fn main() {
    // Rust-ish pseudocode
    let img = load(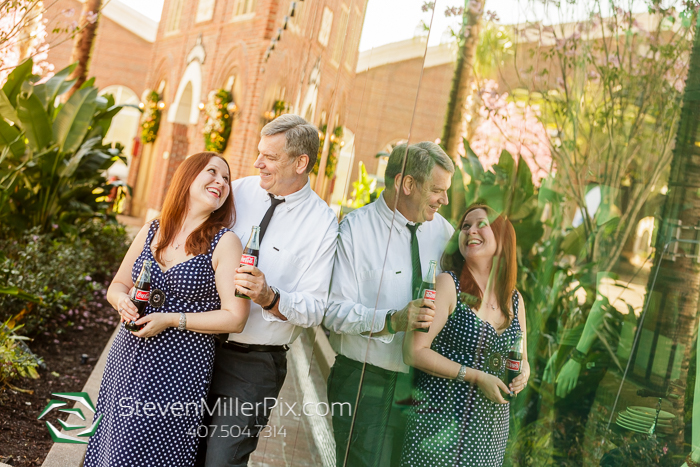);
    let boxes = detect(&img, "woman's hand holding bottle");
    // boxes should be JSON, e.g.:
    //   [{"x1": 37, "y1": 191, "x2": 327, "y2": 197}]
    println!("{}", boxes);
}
[{"x1": 473, "y1": 370, "x2": 510, "y2": 404}]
